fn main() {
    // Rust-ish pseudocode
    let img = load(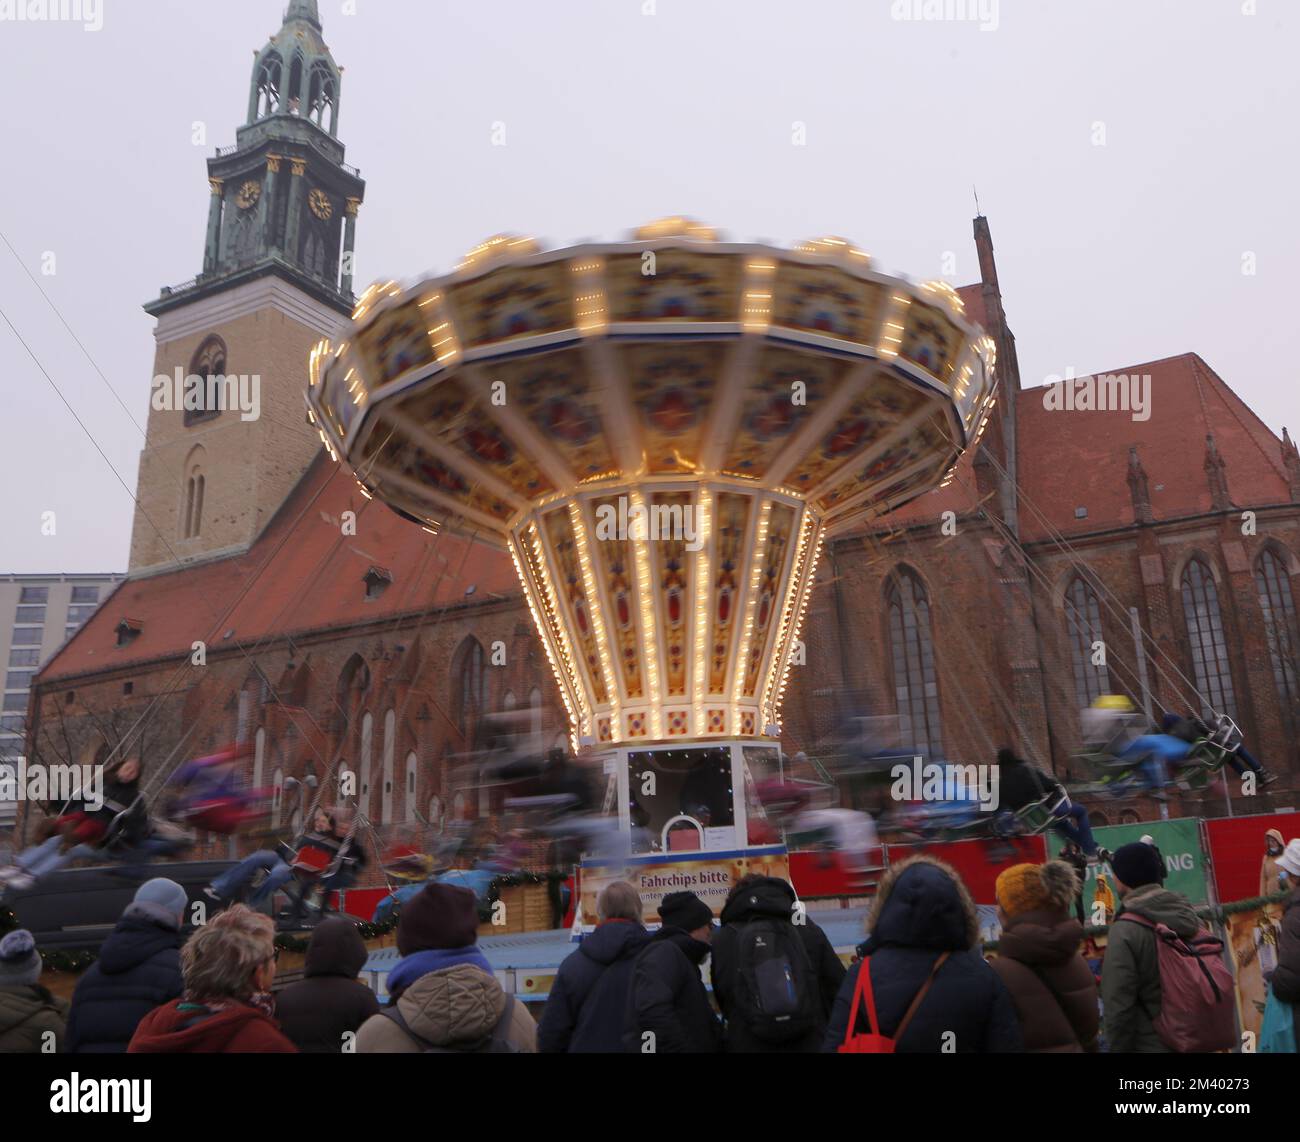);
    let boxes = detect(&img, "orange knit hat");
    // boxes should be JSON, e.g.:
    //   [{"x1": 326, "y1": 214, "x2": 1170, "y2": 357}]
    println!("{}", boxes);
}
[{"x1": 995, "y1": 861, "x2": 1079, "y2": 918}]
